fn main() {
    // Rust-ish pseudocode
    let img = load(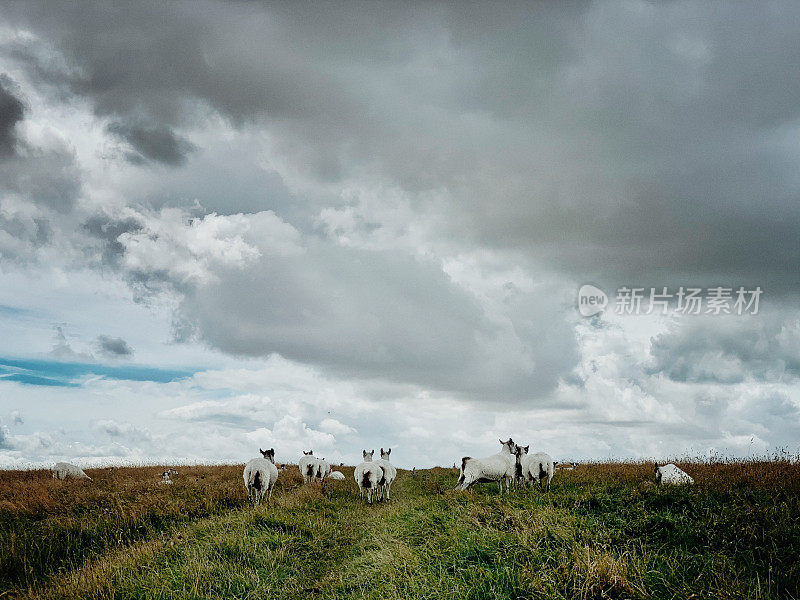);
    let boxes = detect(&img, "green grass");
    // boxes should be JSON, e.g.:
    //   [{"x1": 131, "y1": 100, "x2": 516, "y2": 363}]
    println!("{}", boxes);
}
[{"x1": 2, "y1": 462, "x2": 799, "y2": 599}]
